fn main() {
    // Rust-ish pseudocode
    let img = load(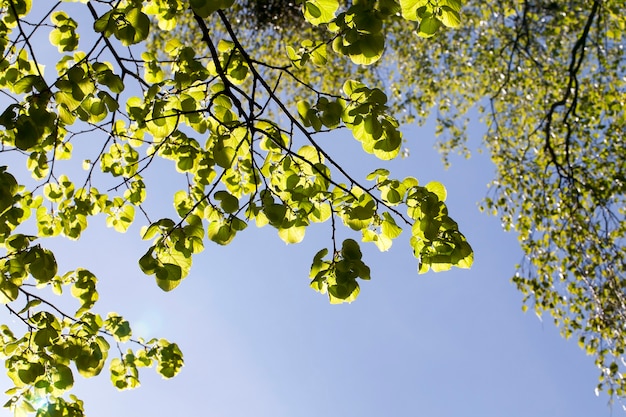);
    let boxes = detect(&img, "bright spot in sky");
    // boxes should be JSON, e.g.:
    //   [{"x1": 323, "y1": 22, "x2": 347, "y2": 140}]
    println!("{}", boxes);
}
[
  {"x1": 31, "y1": 393, "x2": 49, "y2": 410},
  {"x1": 132, "y1": 310, "x2": 164, "y2": 339}
]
